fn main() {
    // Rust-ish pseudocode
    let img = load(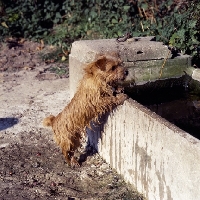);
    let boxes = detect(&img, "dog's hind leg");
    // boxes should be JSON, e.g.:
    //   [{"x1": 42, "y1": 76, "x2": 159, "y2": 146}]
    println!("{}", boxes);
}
[
  {"x1": 69, "y1": 152, "x2": 80, "y2": 168},
  {"x1": 60, "y1": 142, "x2": 71, "y2": 166},
  {"x1": 61, "y1": 144, "x2": 80, "y2": 167}
]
